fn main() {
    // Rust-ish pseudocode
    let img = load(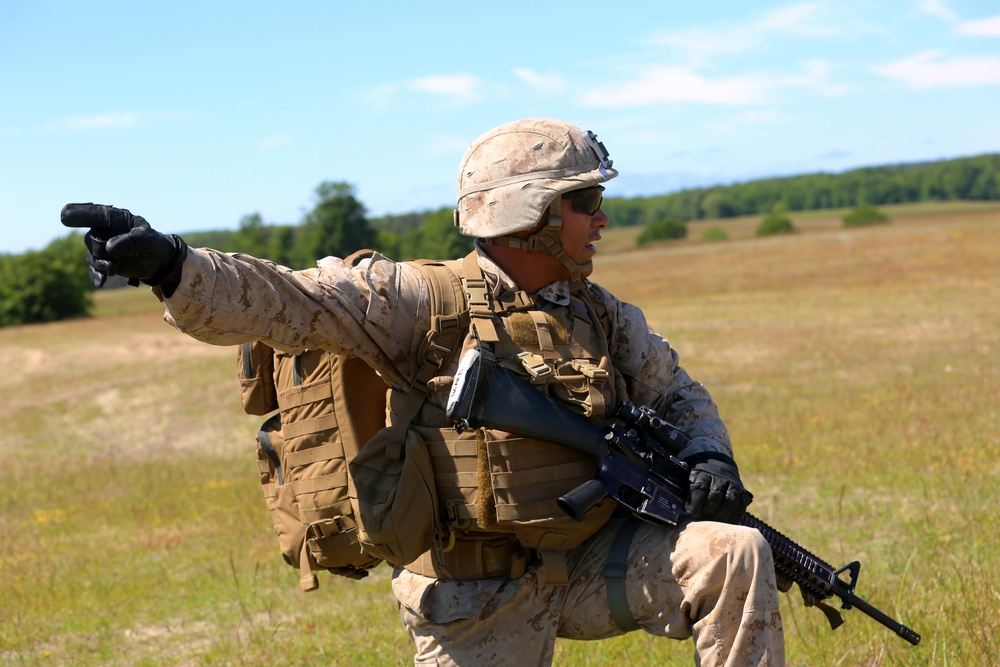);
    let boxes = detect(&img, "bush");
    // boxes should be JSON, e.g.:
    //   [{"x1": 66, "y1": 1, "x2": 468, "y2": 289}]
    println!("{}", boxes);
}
[
  {"x1": 756, "y1": 211, "x2": 796, "y2": 237},
  {"x1": 637, "y1": 218, "x2": 687, "y2": 246},
  {"x1": 700, "y1": 227, "x2": 729, "y2": 242},
  {"x1": 0, "y1": 233, "x2": 94, "y2": 327},
  {"x1": 842, "y1": 204, "x2": 889, "y2": 227}
]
